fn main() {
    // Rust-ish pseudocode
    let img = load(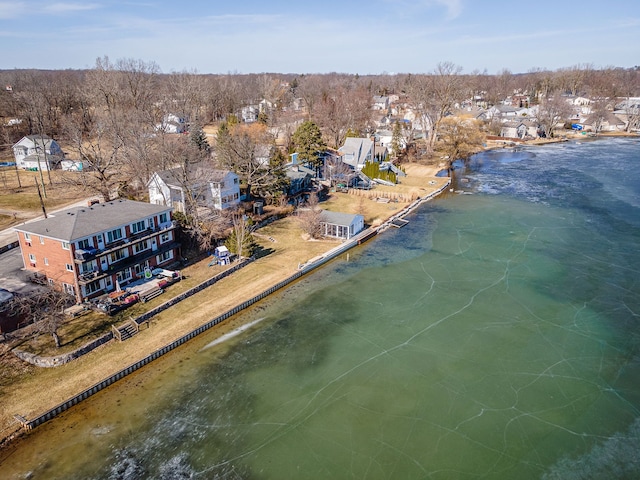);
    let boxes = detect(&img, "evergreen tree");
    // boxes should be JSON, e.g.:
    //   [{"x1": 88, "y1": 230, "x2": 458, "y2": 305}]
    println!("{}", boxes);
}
[
  {"x1": 390, "y1": 121, "x2": 404, "y2": 159},
  {"x1": 292, "y1": 121, "x2": 326, "y2": 175},
  {"x1": 189, "y1": 123, "x2": 210, "y2": 152}
]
